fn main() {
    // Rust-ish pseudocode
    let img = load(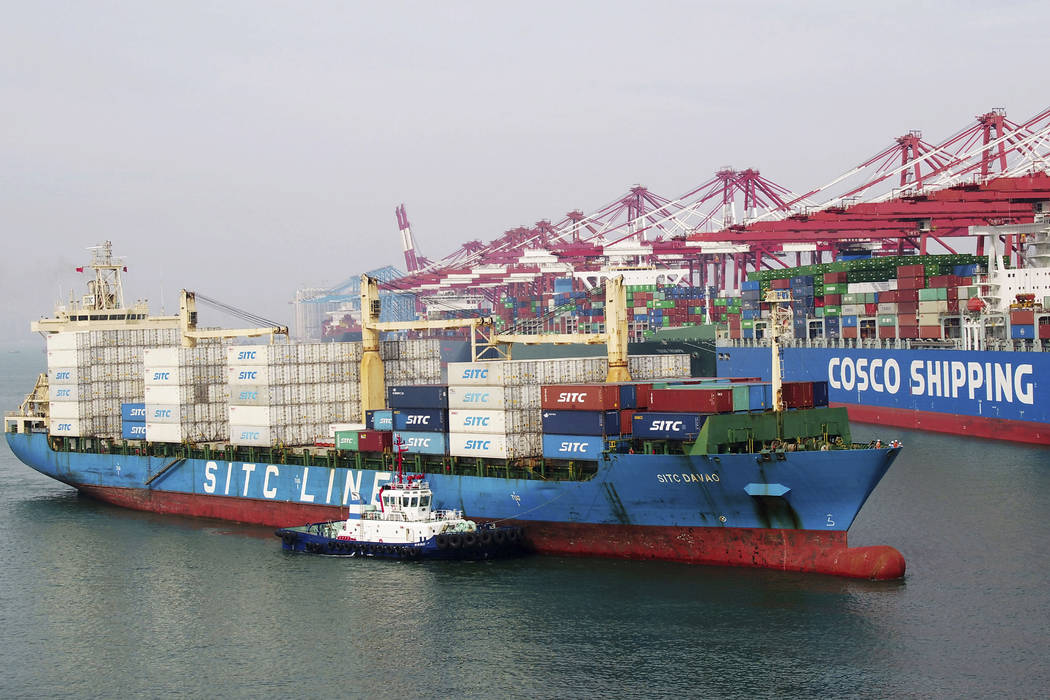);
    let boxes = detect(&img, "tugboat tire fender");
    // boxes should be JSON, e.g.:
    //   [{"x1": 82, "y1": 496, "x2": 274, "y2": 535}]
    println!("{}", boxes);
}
[{"x1": 435, "y1": 534, "x2": 449, "y2": 549}]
